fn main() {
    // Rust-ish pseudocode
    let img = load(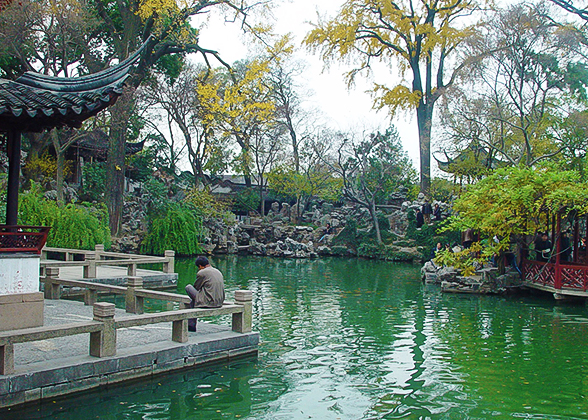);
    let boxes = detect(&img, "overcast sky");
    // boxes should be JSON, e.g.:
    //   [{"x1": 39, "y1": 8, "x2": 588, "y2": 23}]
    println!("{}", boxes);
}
[{"x1": 194, "y1": 0, "x2": 422, "y2": 170}]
